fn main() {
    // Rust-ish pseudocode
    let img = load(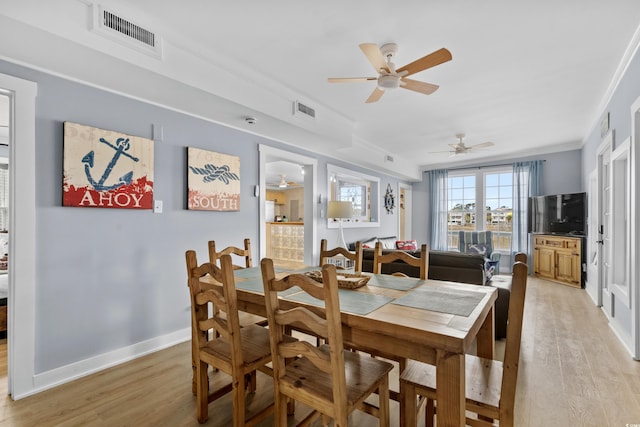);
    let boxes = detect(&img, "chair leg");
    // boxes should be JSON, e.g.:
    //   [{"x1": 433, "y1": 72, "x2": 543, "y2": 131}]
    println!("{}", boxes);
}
[
  {"x1": 196, "y1": 360, "x2": 209, "y2": 423},
  {"x1": 425, "y1": 398, "x2": 435, "y2": 427},
  {"x1": 232, "y1": 374, "x2": 246, "y2": 427},
  {"x1": 273, "y1": 391, "x2": 288, "y2": 427},
  {"x1": 402, "y1": 381, "x2": 418, "y2": 427},
  {"x1": 378, "y1": 377, "x2": 390, "y2": 427},
  {"x1": 397, "y1": 358, "x2": 406, "y2": 426}
]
